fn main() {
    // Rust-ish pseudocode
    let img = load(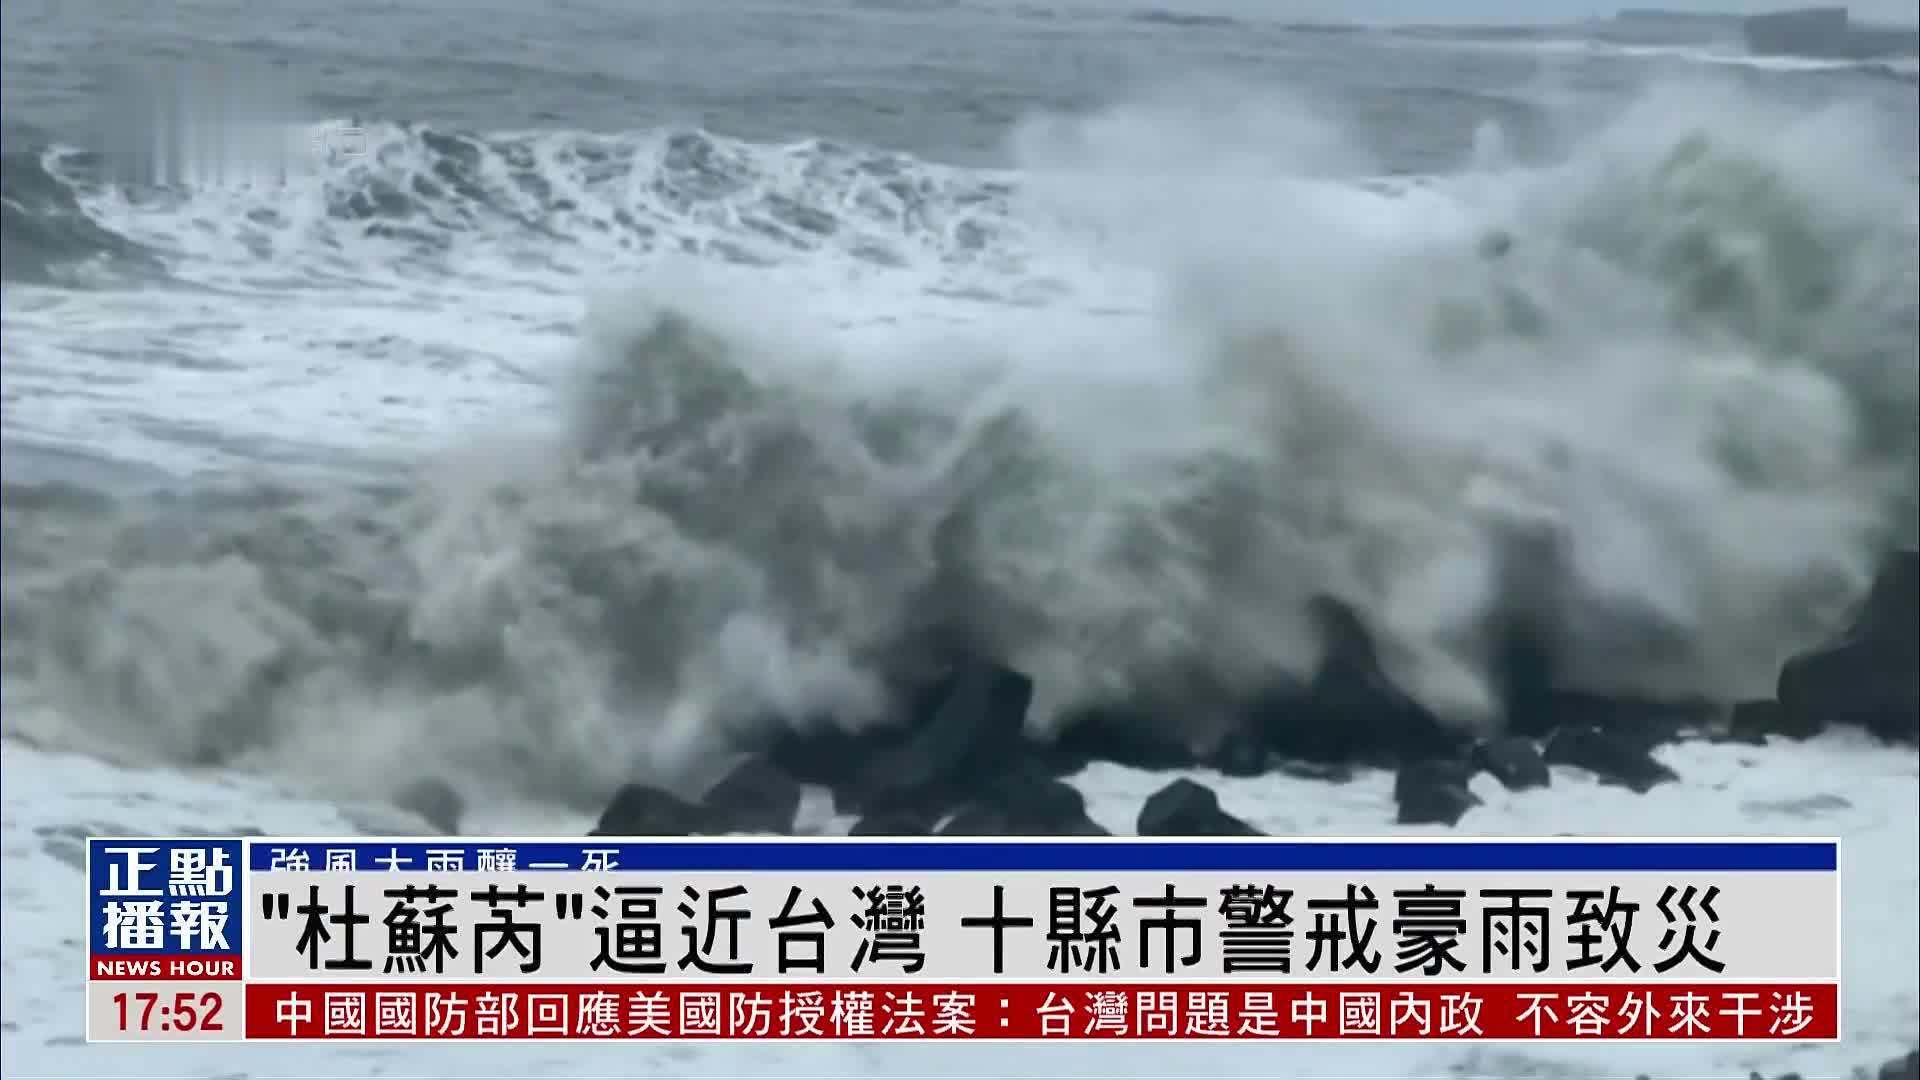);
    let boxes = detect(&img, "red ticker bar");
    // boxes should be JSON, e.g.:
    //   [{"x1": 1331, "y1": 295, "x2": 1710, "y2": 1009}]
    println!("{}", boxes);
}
[{"x1": 245, "y1": 981, "x2": 1837, "y2": 1041}]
